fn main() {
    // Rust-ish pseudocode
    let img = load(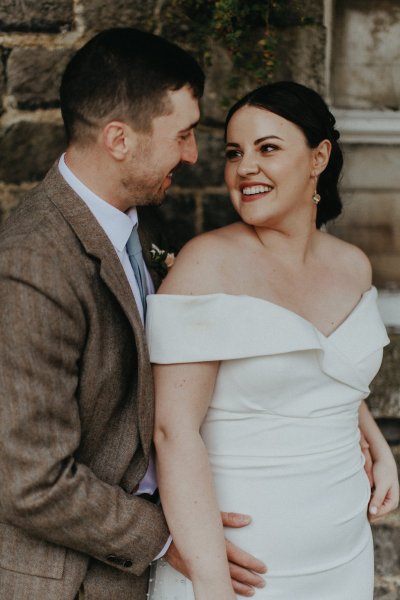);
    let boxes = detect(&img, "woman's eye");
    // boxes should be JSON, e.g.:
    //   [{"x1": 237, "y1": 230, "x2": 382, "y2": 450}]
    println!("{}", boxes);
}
[
  {"x1": 225, "y1": 149, "x2": 242, "y2": 160},
  {"x1": 260, "y1": 144, "x2": 277, "y2": 153}
]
